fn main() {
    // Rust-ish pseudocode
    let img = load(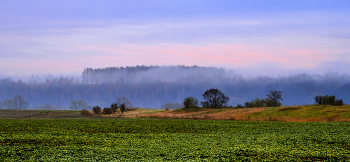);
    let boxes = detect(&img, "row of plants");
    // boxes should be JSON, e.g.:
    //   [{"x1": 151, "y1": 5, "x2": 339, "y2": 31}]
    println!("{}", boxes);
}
[{"x1": 0, "y1": 119, "x2": 349, "y2": 161}]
